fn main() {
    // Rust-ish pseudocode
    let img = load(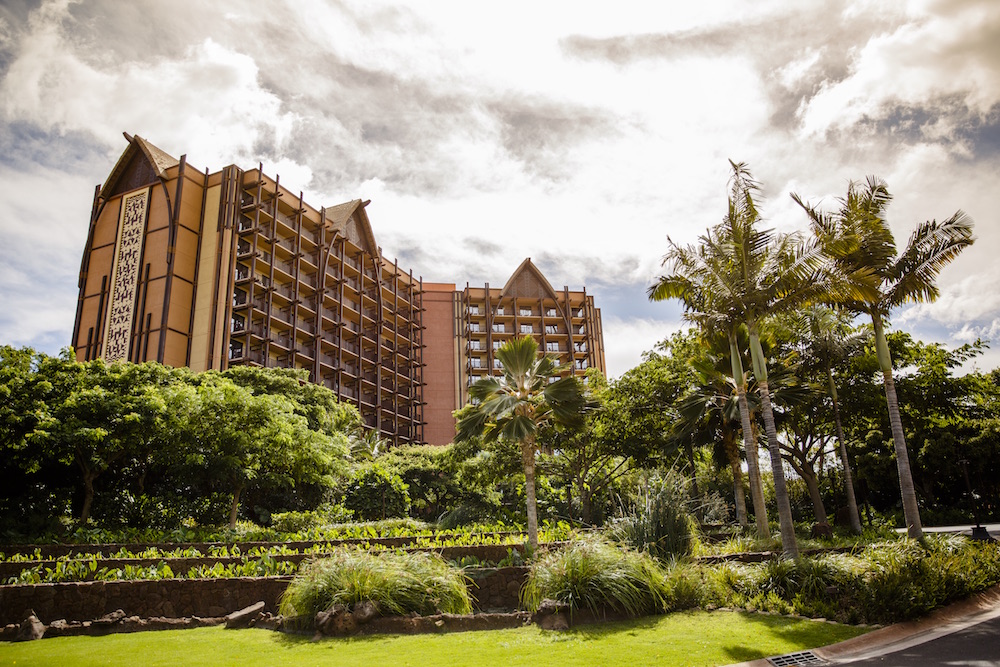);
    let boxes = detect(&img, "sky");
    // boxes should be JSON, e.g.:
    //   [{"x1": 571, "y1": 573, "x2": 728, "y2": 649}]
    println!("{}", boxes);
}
[{"x1": 1, "y1": 0, "x2": 999, "y2": 378}]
